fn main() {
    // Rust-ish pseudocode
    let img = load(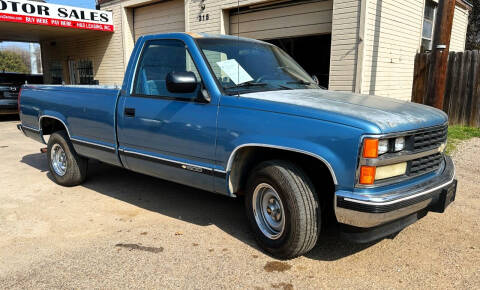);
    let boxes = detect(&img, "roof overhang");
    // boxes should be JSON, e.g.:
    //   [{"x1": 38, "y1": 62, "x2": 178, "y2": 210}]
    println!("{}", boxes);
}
[
  {"x1": 456, "y1": 0, "x2": 473, "y2": 10},
  {"x1": 0, "y1": 21, "x2": 108, "y2": 42},
  {"x1": 0, "y1": 0, "x2": 114, "y2": 42}
]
